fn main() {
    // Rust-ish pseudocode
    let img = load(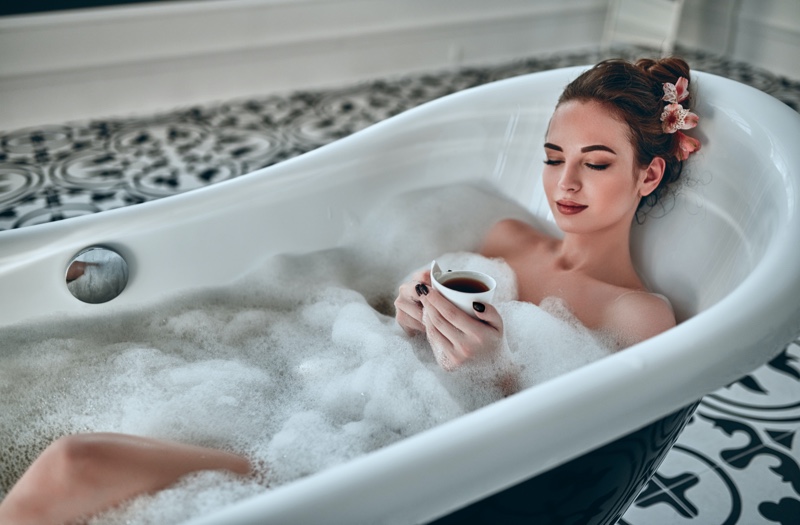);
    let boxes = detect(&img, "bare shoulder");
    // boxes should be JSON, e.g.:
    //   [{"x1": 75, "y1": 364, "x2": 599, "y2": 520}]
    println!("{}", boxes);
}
[
  {"x1": 606, "y1": 291, "x2": 676, "y2": 347},
  {"x1": 480, "y1": 218, "x2": 548, "y2": 258}
]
